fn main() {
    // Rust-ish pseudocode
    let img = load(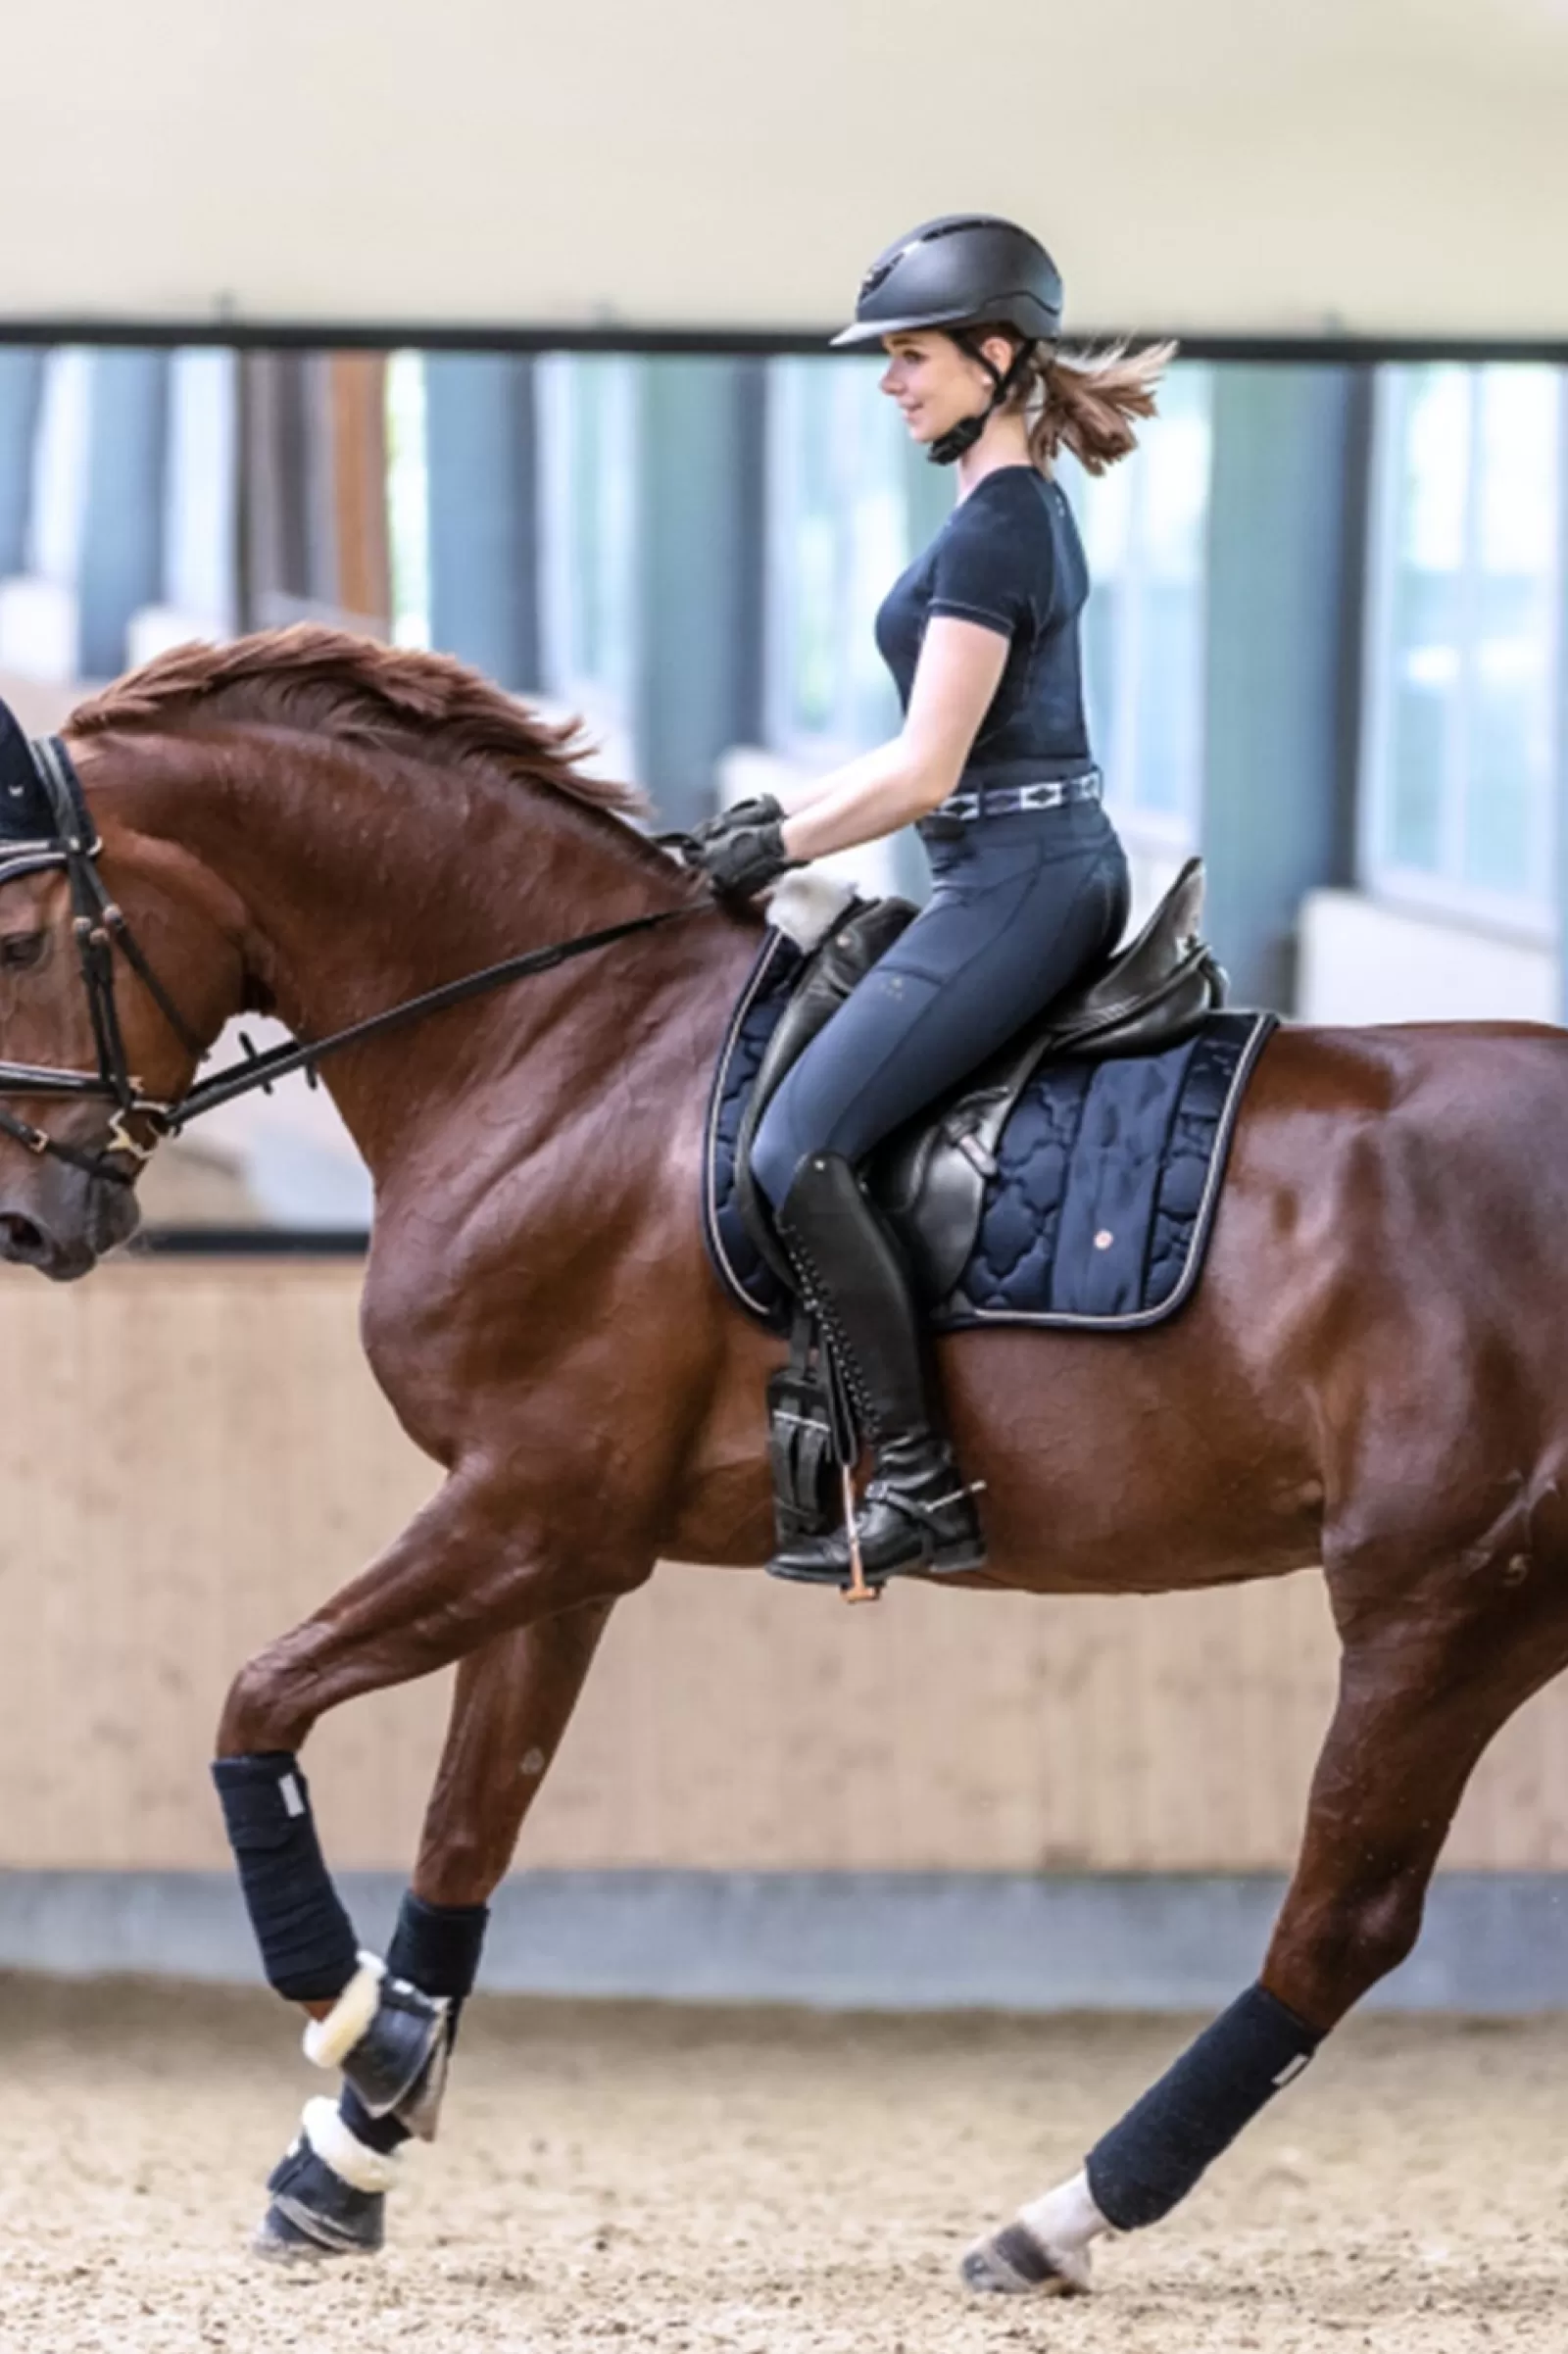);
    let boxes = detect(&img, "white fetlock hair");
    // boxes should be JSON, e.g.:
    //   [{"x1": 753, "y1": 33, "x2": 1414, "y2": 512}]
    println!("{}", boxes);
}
[
  {"x1": 300, "y1": 2096, "x2": 402, "y2": 2196},
  {"x1": 302, "y1": 1952, "x2": 384, "y2": 2071}
]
